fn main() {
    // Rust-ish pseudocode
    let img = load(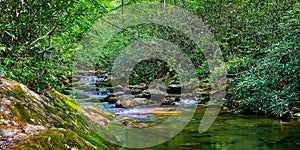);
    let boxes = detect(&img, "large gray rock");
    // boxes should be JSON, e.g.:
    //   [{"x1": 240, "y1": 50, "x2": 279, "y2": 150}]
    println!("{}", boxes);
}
[
  {"x1": 115, "y1": 97, "x2": 148, "y2": 108},
  {"x1": 148, "y1": 89, "x2": 168, "y2": 102}
]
